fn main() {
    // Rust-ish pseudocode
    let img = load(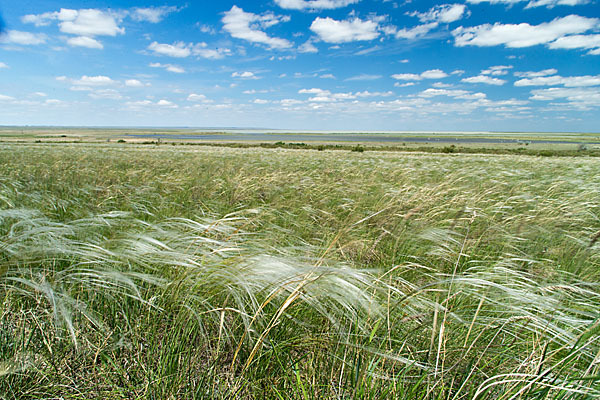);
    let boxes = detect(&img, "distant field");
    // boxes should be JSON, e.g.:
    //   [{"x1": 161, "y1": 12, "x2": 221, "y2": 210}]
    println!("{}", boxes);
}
[
  {"x1": 1, "y1": 143, "x2": 599, "y2": 398},
  {"x1": 1, "y1": 126, "x2": 600, "y2": 148}
]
